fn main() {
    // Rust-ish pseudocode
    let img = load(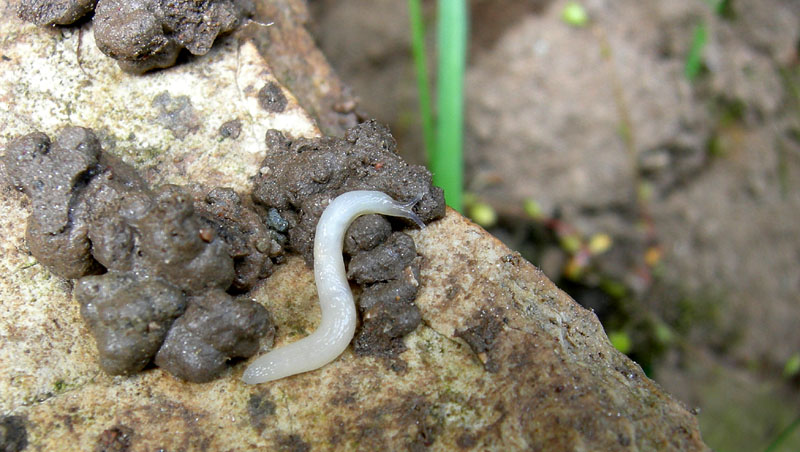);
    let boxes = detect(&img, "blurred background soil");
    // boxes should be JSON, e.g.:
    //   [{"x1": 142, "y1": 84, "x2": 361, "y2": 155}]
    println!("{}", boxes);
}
[{"x1": 307, "y1": 0, "x2": 800, "y2": 450}]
